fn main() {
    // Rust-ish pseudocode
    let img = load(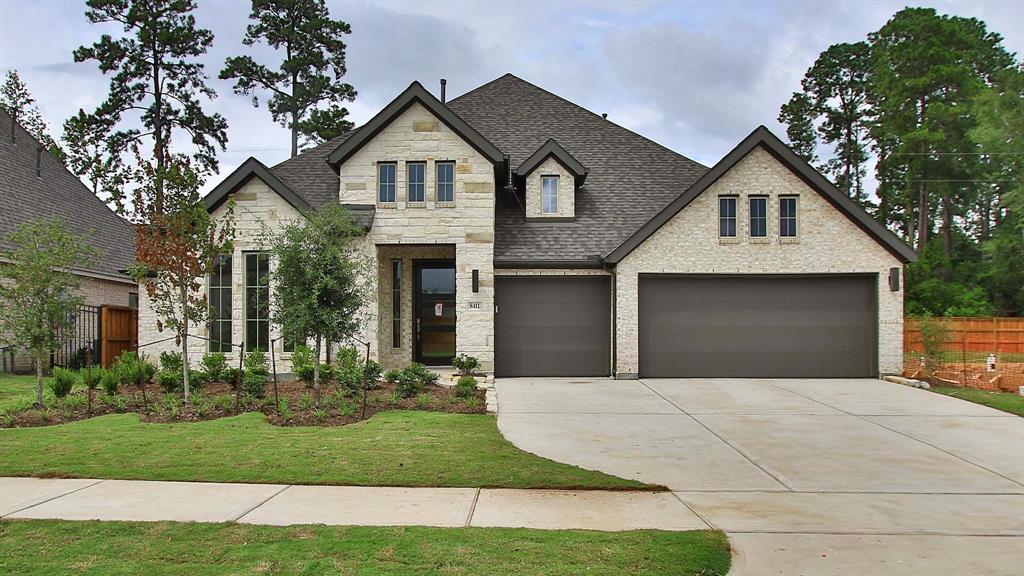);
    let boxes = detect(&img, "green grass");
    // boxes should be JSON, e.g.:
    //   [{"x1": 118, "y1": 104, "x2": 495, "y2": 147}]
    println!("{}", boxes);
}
[
  {"x1": 0, "y1": 373, "x2": 43, "y2": 409},
  {"x1": 0, "y1": 520, "x2": 730, "y2": 576},
  {"x1": 932, "y1": 386, "x2": 1024, "y2": 417},
  {"x1": 0, "y1": 411, "x2": 650, "y2": 489}
]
